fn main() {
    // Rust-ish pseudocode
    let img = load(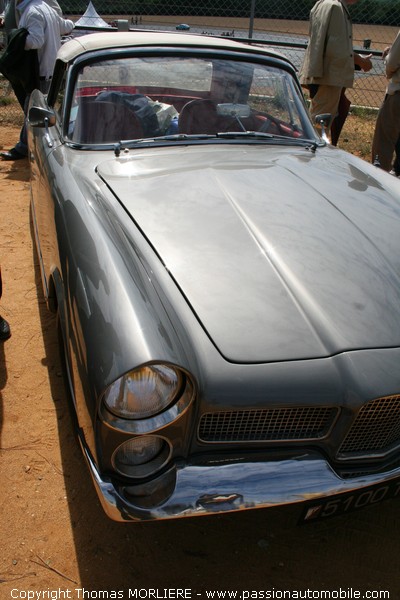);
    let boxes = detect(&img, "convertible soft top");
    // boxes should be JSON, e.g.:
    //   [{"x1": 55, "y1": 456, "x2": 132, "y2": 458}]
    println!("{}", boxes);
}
[{"x1": 57, "y1": 30, "x2": 287, "y2": 63}]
